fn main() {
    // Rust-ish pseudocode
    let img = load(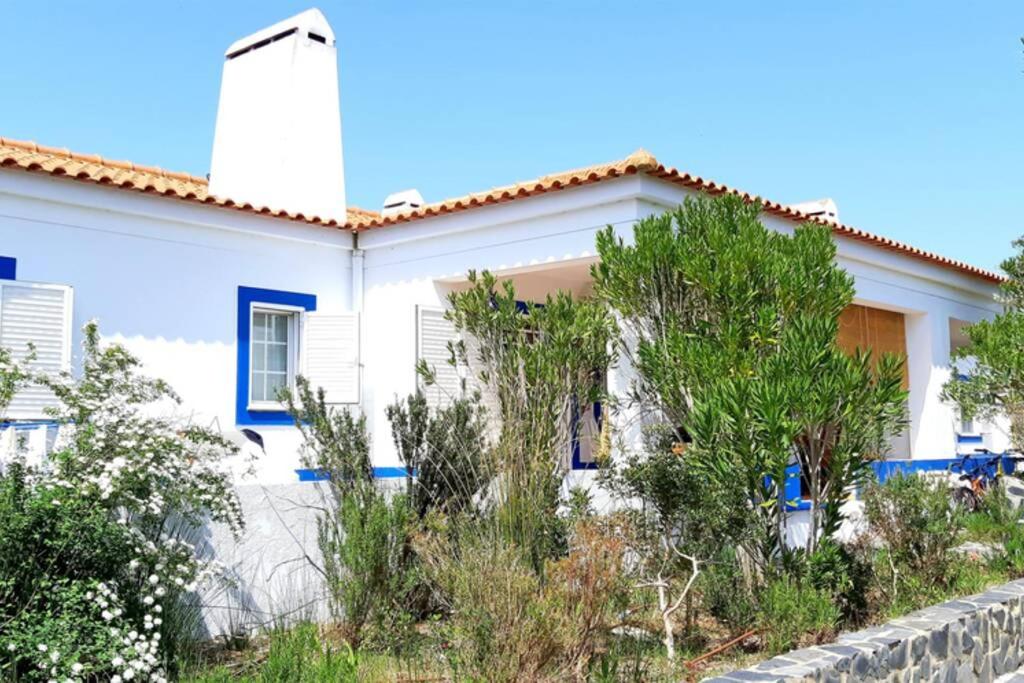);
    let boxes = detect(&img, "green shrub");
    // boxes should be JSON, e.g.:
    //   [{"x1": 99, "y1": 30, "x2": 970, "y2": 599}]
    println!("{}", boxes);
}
[
  {"x1": 862, "y1": 473, "x2": 963, "y2": 586},
  {"x1": 285, "y1": 380, "x2": 419, "y2": 650},
  {"x1": 0, "y1": 324, "x2": 244, "y2": 682},
  {"x1": 320, "y1": 489, "x2": 416, "y2": 649},
  {"x1": 757, "y1": 576, "x2": 840, "y2": 654},
  {"x1": 700, "y1": 548, "x2": 757, "y2": 634},
  {"x1": 385, "y1": 390, "x2": 489, "y2": 519}
]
